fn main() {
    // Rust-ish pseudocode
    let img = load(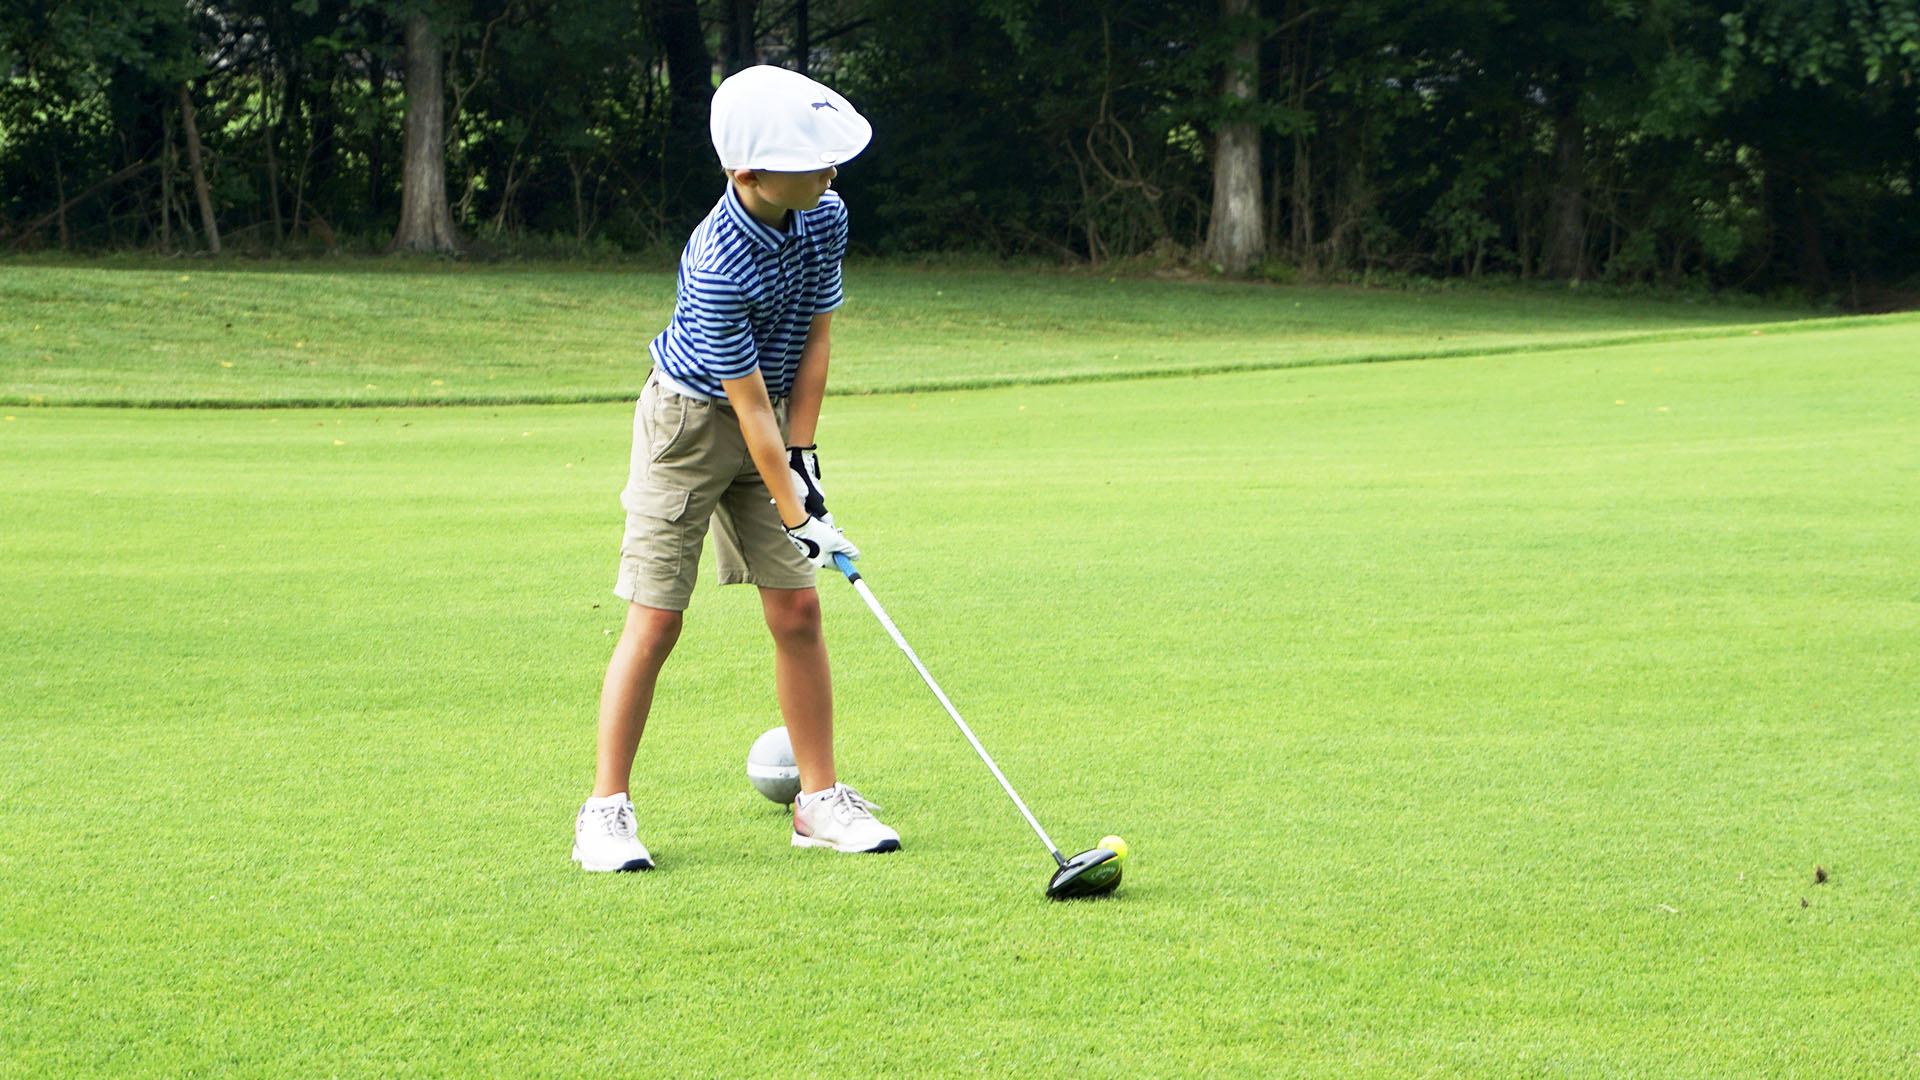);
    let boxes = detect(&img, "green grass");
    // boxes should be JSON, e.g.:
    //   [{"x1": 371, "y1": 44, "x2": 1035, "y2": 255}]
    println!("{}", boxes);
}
[
  {"x1": 3, "y1": 270, "x2": 1919, "y2": 1077},
  {"x1": 0, "y1": 260, "x2": 1873, "y2": 406}
]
